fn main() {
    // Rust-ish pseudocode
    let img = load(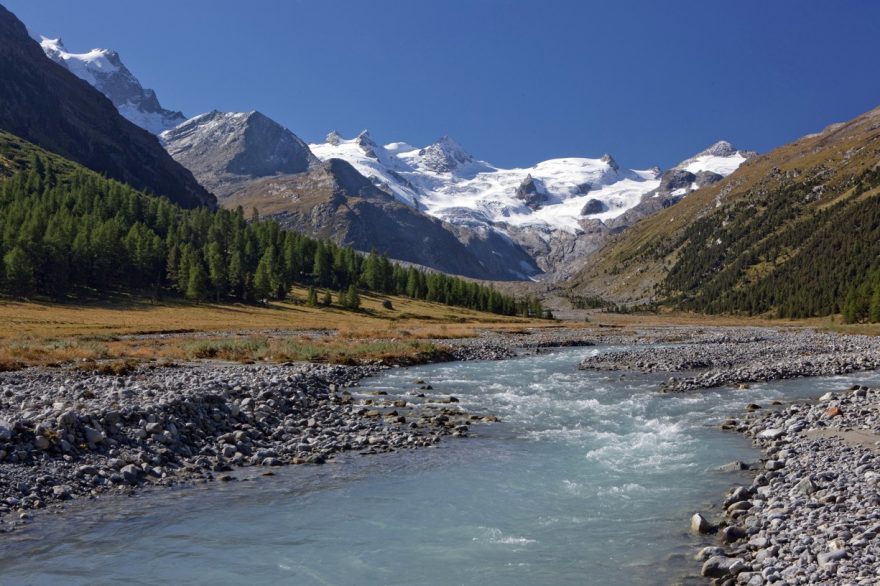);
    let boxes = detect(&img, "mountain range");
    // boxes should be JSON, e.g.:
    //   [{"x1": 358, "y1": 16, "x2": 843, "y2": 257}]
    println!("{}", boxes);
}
[
  {"x1": 28, "y1": 28, "x2": 757, "y2": 281},
  {"x1": 308, "y1": 131, "x2": 755, "y2": 276},
  {"x1": 4, "y1": 2, "x2": 879, "y2": 321}
]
